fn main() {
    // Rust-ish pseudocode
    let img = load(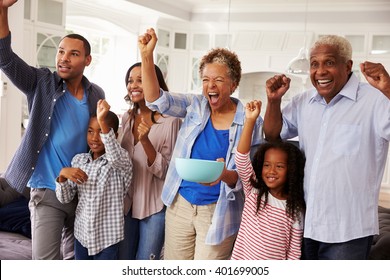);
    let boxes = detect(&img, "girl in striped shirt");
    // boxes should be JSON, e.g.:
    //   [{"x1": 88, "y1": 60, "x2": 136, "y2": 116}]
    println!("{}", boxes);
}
[{"x1": 231, "y1": 100, "x2": 306, "y2": 260}]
